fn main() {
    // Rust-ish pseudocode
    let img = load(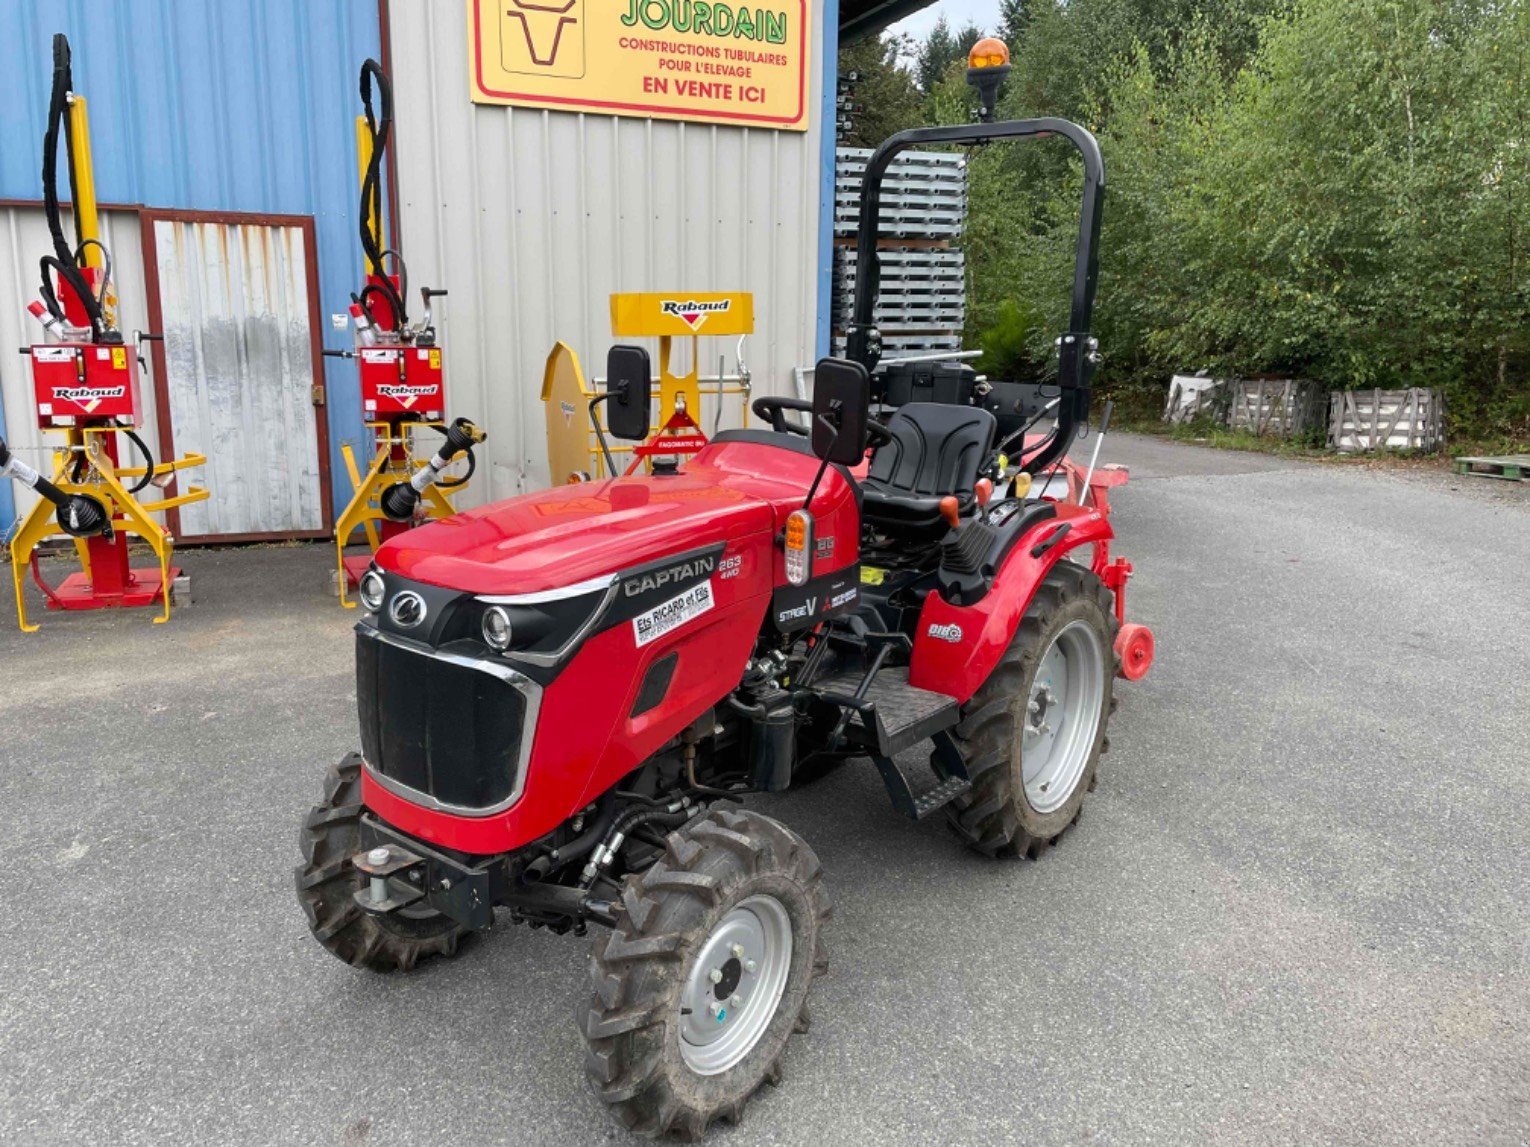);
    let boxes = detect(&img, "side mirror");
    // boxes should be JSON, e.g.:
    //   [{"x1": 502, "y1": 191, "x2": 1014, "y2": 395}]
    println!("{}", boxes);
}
[
  {"x1": 811, "y1": 357, "x2": 870, "y2": 466},
  {"x1": 605, "y1": 345, "x2": 652, "y2": 441}
]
